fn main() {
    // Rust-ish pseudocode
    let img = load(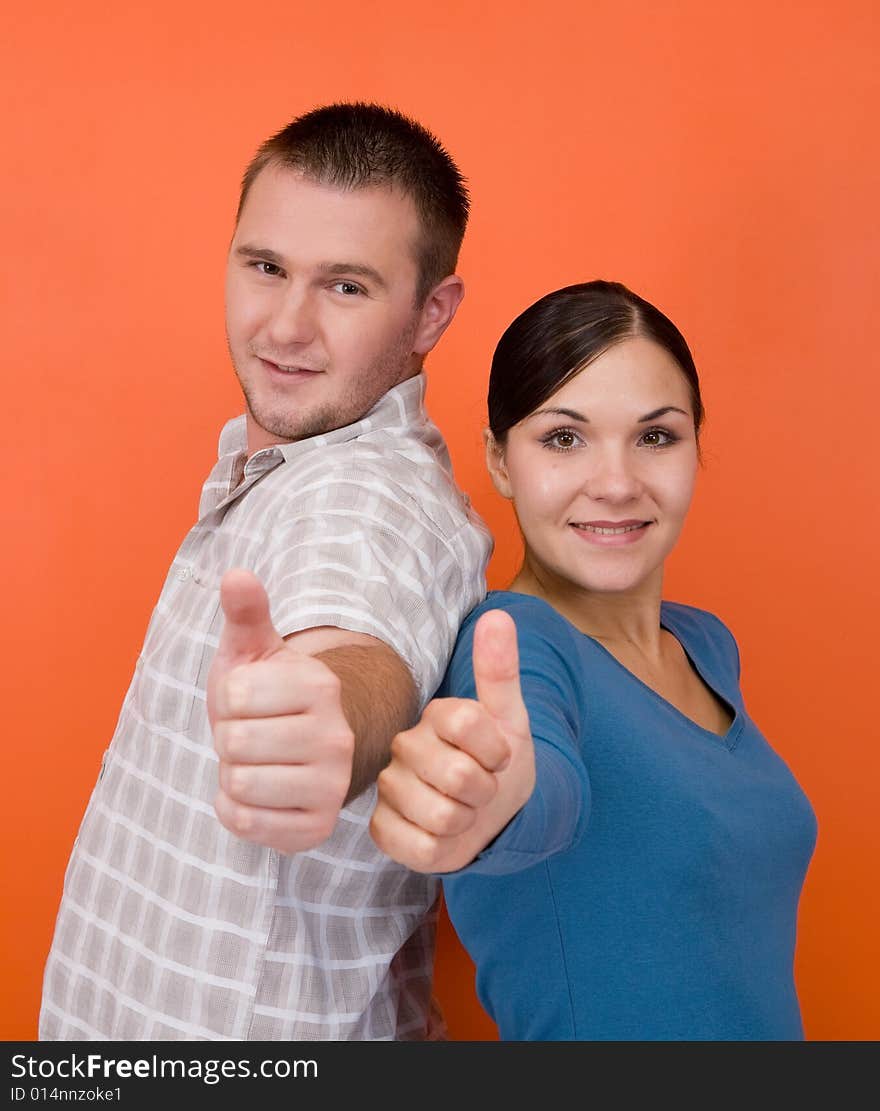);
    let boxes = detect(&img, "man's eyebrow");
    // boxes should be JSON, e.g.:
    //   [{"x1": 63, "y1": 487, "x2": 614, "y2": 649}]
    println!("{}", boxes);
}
[
  {"x1": 233, "y1": 248, "x2": 389, "y2": 291},
  {"x1": 316, "y1": 262, "x2": 388, "y2": 291},
  {"x1": 234, "y1": 245, "x2": 285, "y2": 266}
]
